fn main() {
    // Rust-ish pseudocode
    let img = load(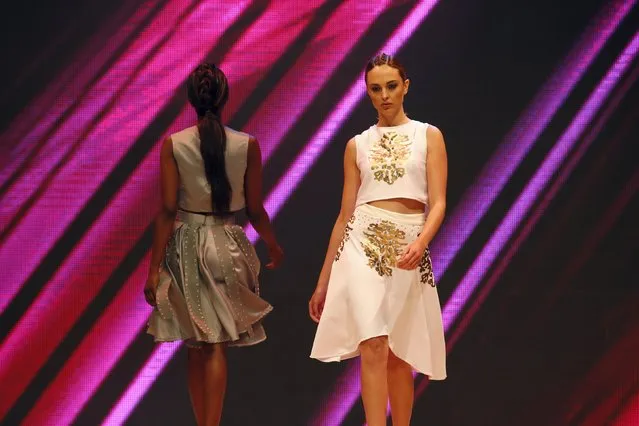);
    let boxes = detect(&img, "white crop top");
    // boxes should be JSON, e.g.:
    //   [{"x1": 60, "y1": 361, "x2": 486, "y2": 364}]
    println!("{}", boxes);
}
[
  {"x1": 171, "y1": 125, "x2": 248, "y2": 213},
  {"x1": 355, "y1": 119, "x2": 429, "y2": 207}
]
